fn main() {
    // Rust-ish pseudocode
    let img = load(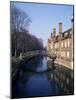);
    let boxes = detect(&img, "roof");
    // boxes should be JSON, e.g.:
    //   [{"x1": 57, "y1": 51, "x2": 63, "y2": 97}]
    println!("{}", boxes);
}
[
  {"x1": 53, "y1": 28, "x2": 72, "y2": 42},
  {"x1": 54, "y1": 35, "x2": 59, "y2": 42},
  {"x1": 63, "y1": 28, "x2": 72, "y2": 34},
  {"x1": 61, "y1": 28, "x2": 72, "y2": 40},
  {"x1": 48, "y1": 39, "x2": 51, "y2": 43}
]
